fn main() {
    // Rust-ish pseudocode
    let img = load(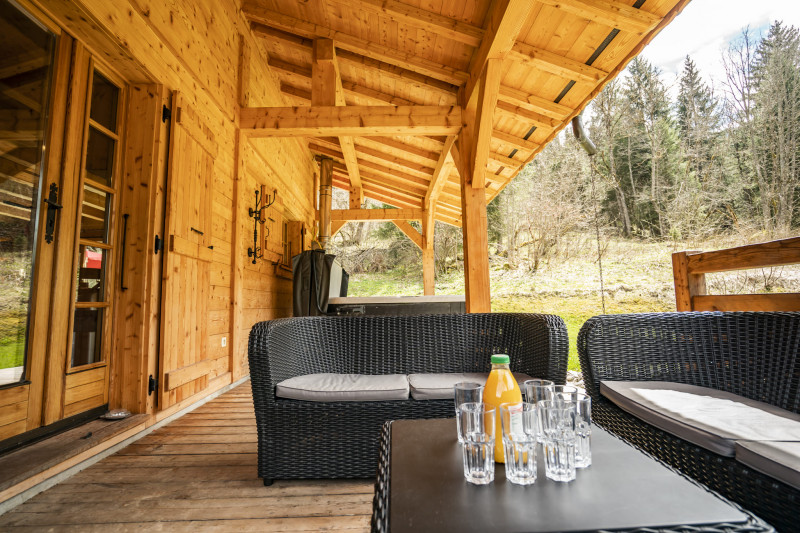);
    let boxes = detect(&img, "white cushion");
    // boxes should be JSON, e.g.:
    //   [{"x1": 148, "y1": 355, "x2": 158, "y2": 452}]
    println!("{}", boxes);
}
[
  {"x1": 735, "y1": 441, "x2": 800, "y2": 490},
  {"x1": 601, "y1": 381, "x2": 800, "y2": 456},
  {"x1": 408, "y1": 372, "x2": 534, "y2": 400},
  {"x1": 276, "y1": 373, "x2": 409, "y2": 402}
]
